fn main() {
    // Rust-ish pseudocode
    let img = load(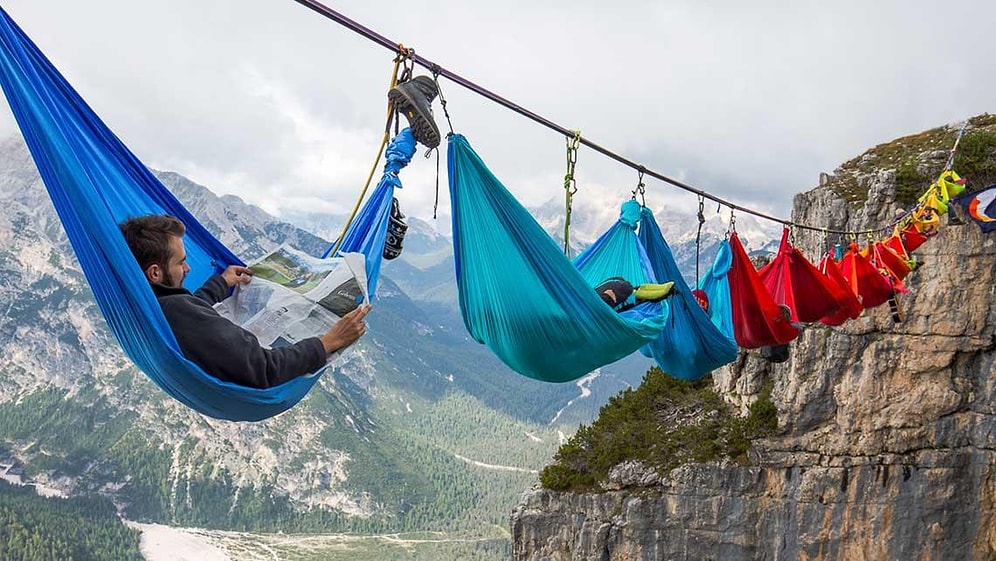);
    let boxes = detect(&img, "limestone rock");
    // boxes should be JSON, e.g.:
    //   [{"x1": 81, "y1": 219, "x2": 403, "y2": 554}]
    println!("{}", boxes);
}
[
  {"x1": 602, "y1": 461, "x2": 660, "y2": 491},
  {"x1": 511, "y1": 121, "x2": 996, "y2": 561}
]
